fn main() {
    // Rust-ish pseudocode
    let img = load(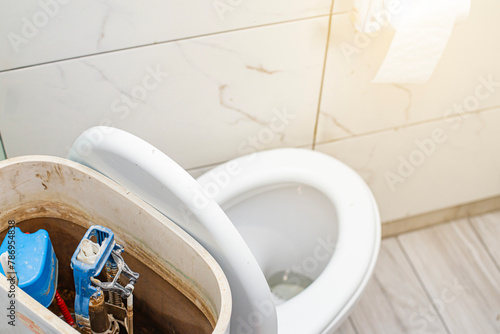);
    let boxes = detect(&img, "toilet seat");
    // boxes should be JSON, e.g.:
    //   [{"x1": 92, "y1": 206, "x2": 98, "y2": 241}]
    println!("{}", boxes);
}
[
  {"x1": 68, "y1": 126, "x2": 278, "y2": 334},
  {"x1": 197, "y1": 149, "x2": 381, "y2": 333}
]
